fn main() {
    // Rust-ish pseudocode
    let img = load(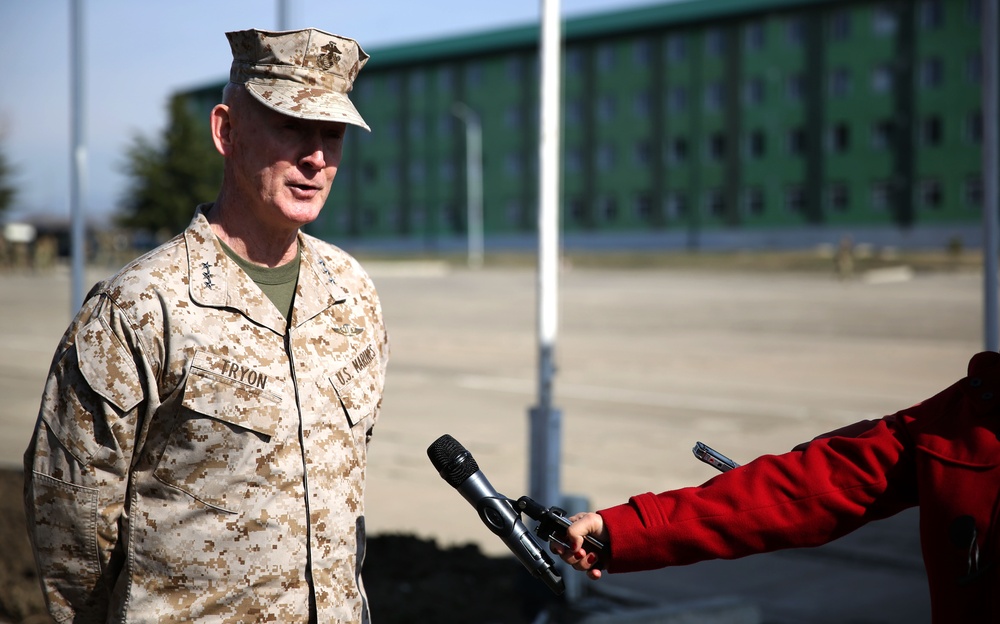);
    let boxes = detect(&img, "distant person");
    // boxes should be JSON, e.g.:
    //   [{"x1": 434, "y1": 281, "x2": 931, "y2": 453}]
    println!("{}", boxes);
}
[
  {"x1": 834, "y1": 235, "x2": 854, "y2": 280},
  {"x1": 24, "y1": 28, "x2": 389, "y2": 622},
  {"x1": 551, "y1": 352, "x2": 999, "y2": 622}
]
